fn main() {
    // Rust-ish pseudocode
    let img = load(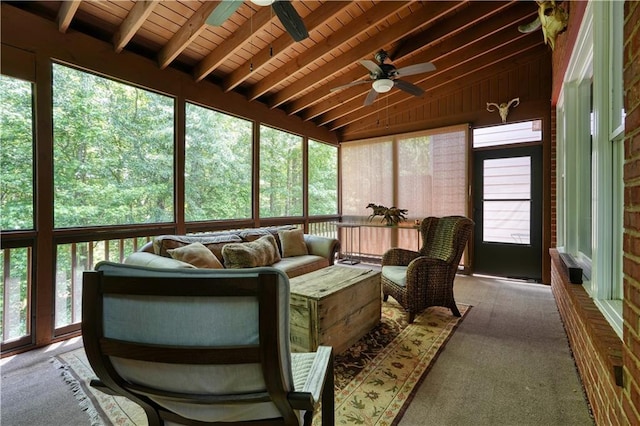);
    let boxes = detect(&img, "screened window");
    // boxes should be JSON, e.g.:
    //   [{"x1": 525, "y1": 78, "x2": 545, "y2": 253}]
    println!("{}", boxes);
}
[
  {"x1": 397, "y1": 129, "x2": 467, "y2": 218},
  {"x1": 308, "y1": 140, "x2": 338, "y2": 216},
  {"x1": 259, "y1": 126, "x2": 303, "y2": 218},
  {"x1": 342, "y1": 140, "x2": 393, "y2": 217},
  {"x1": 1, "y1": 75, "x2": 34, "y2": 231},
  {"x1": 52, "y1": 64, "x2": 174, "y2": 228},
  {"x1": 341, "y1": 125, "x2": 468, "y2": 257},
  {"x1": 185, "y1": 104, "x2": 252, "y2": 221},
  {"x1": 1, "y1": 75, "x2": 35, "y2": 344}
]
